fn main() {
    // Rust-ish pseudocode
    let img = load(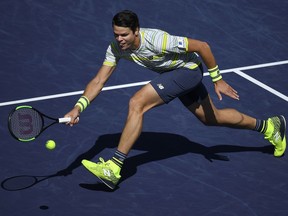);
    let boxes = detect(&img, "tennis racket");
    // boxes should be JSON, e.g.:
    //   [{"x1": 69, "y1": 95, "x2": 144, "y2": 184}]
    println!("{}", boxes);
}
[{"x1": 8, "y1": 105, "x2": 71, "y2": 142}]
